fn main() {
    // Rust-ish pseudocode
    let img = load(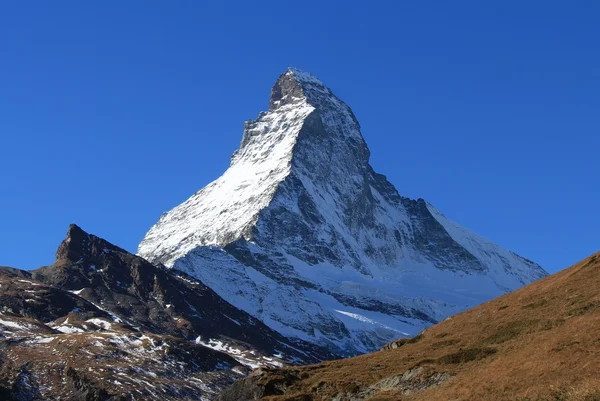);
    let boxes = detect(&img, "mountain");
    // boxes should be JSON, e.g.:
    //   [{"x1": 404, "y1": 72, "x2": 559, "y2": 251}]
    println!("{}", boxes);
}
[
  {"x1": 138, "y1": 68, "x2": 547, "y2": 354},
  {"x1": 216, "y1": 251, "x2": 600, "y2": 401},
  {"x1": 0, "y1": 225, "x2": 331, "y2": 400}
]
